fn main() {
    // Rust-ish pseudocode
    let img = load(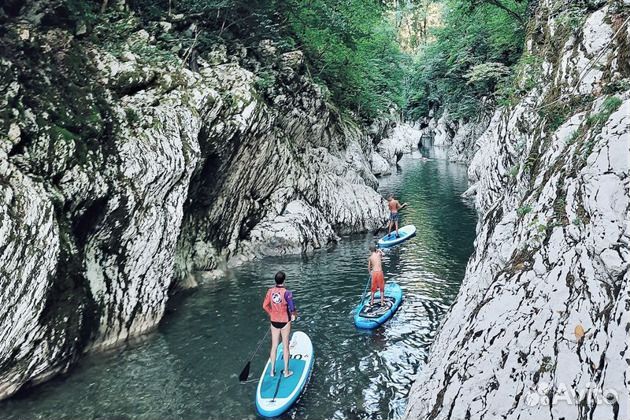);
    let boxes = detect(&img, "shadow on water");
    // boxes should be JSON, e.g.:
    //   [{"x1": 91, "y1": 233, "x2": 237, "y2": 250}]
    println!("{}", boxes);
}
[{"x1": 0, "y1": 152, "x2": 477, "y2": 420}]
